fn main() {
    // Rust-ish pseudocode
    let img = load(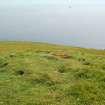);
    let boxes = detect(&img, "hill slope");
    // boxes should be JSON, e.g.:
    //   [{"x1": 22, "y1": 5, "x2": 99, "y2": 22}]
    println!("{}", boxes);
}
[{"x1": 0, "y1": 41, "x2": 105, "y2": 105}]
